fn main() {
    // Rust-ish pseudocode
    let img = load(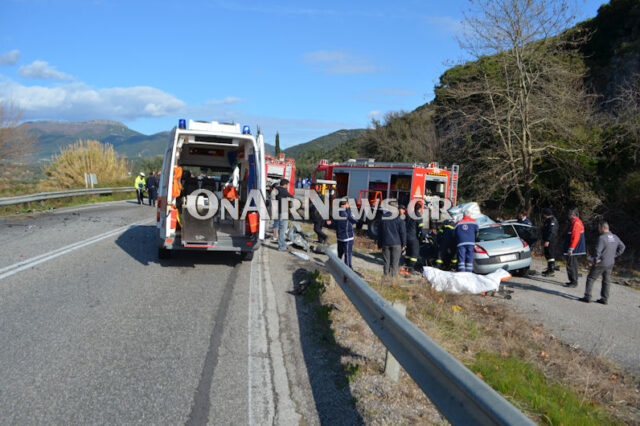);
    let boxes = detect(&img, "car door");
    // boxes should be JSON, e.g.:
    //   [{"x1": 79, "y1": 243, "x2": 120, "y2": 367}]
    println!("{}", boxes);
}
[{"x1": 512, "y1": 223, "x2": 540, "y2": 247}]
